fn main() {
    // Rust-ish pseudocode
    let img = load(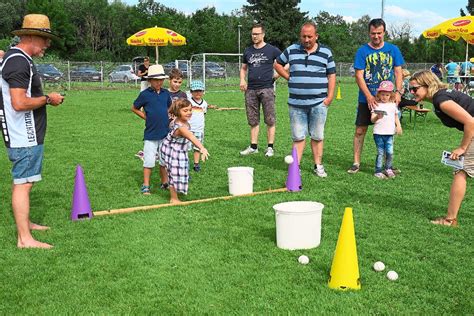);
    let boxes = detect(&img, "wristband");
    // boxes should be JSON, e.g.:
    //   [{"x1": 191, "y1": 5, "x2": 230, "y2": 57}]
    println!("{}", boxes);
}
[{"x1": 45, "y1": 95, "x2": 51, "y2": 105}]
